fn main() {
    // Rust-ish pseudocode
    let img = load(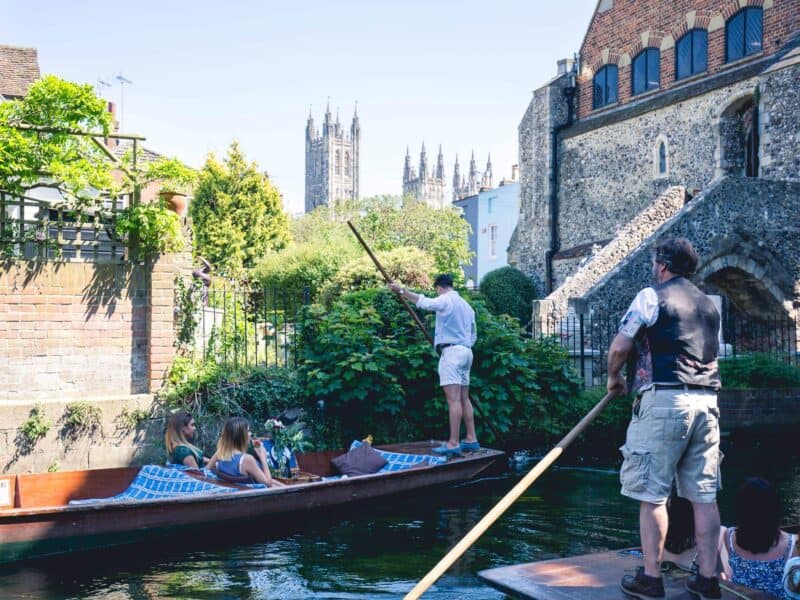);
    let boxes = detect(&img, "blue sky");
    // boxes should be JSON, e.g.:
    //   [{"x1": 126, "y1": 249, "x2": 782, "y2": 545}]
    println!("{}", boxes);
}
[{"x1": 0, "y1": 1, "x2": 596, "y2": 214}]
